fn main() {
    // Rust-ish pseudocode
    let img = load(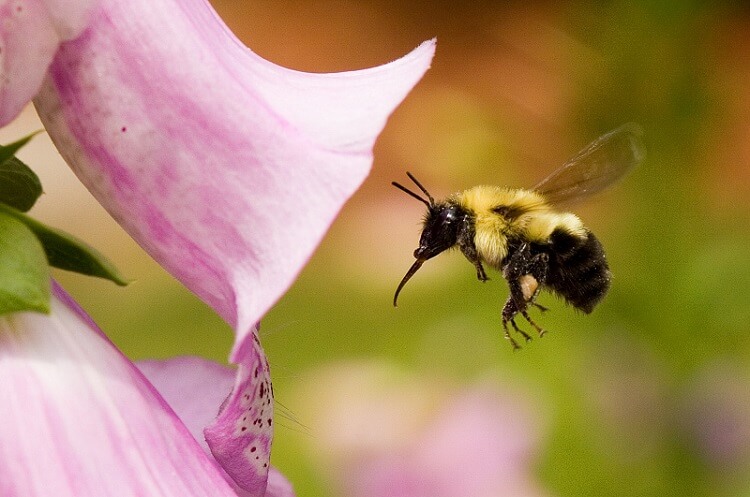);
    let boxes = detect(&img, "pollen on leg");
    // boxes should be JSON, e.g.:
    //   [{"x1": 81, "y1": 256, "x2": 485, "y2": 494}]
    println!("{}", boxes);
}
[{"x1": 518, "y1": 274, "x2": 539, "y2": 302}]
